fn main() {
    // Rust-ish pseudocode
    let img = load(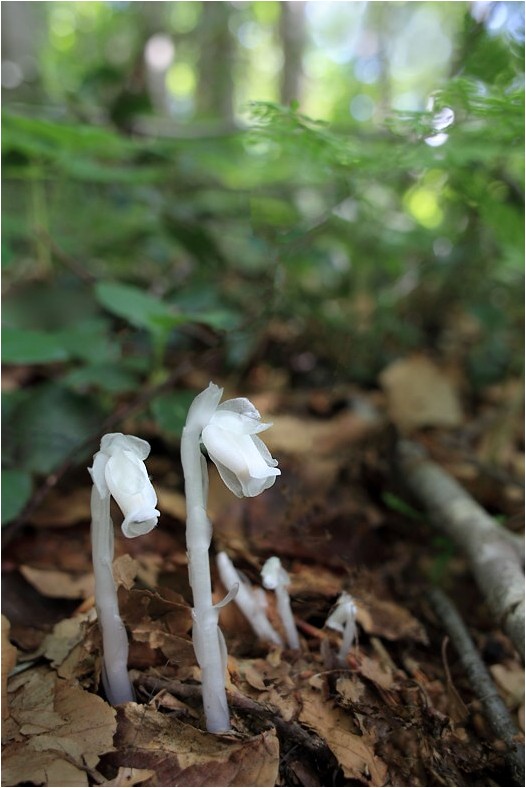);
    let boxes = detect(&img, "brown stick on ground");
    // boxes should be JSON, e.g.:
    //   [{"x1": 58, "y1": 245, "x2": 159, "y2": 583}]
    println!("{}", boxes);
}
[
  {"x1": 427, "y1": 587, "x2": 524, "y2": 786},
  {"x1": 397, "y1": 440, "x2": 524, "y2": 659}
]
